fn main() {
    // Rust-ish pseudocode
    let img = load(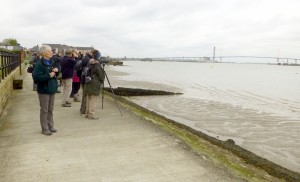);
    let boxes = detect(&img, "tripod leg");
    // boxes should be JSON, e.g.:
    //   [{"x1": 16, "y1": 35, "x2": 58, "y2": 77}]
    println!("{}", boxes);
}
[{"x1": 104, "y1": 71, "x2": 123, "y2": 116}]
